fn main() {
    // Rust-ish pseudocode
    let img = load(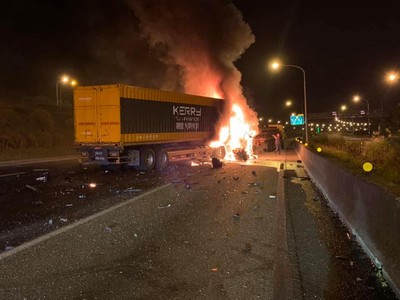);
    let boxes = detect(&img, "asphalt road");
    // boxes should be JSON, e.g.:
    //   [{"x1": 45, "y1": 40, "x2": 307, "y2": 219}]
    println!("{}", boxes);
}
[{"x1": 0, "y1": 150, "x2": 397, "y2": 299}]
